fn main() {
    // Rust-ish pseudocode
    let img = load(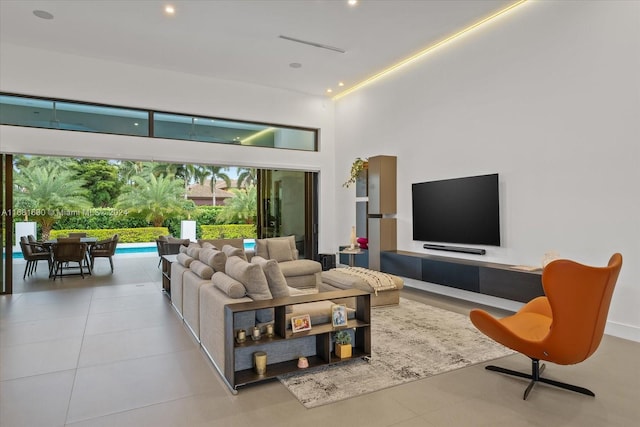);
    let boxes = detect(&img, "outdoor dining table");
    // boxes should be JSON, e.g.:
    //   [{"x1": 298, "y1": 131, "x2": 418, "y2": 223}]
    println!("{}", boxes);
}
[{"x1": 44, "y1": 237, "x2": 97, "y2": 278}]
